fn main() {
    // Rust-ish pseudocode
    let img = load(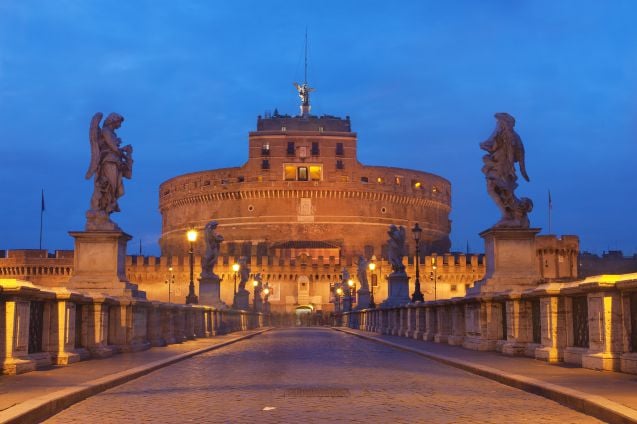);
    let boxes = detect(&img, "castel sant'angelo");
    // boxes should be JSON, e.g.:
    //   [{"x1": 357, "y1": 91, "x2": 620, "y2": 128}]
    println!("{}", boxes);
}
[{"x1": 159, "y1": 86, "x2": 452, "y2": 259}]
